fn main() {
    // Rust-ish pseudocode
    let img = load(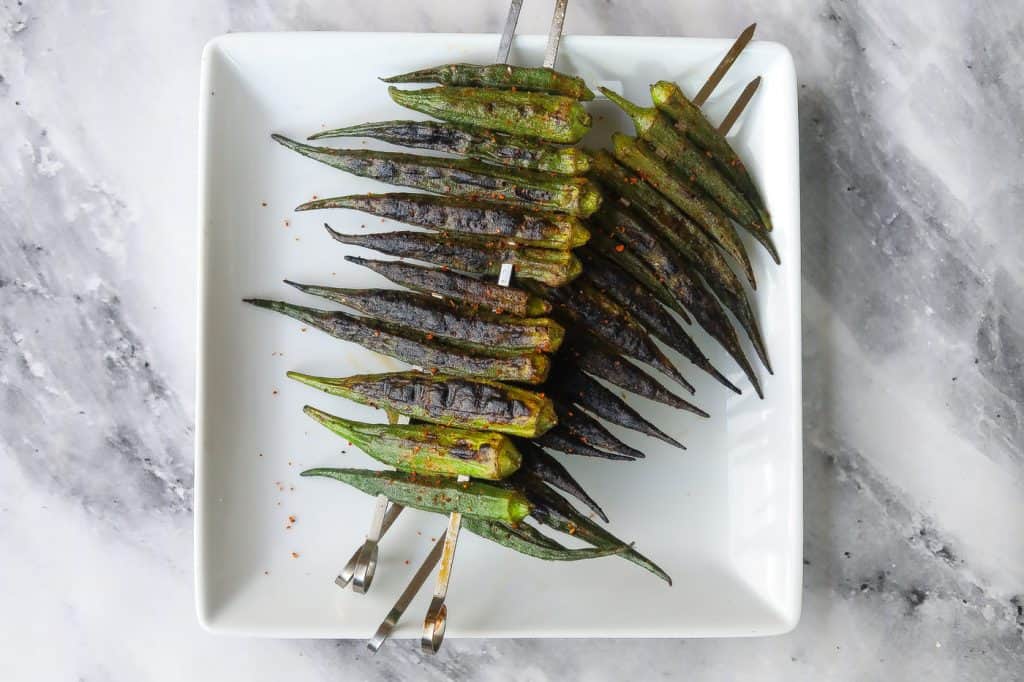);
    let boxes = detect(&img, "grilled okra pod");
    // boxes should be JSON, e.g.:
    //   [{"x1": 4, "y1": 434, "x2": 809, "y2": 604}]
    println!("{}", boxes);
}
[
  {"x1": 610, "y1": 133, "x2": 758, "y2": 286},
  {"x1": 578, "y1": 248, "x2": 738, "y2": 395},
  {"x1": 301, "y1": 468, "x2": 532, "y2": 522},
  {"x1": 521, "y1": 478, "x2": 672, "y2": 585},
  {"x1": 345, "y1": 256, "x2": 550, "y2": 317},
  {"x1": 650, "y1": 80, "x2": 772, "y2": 232},
  {"x1": 549, "y1": 363, "x2": 687, "y2": 448},
  {"x1": 287, "y1": 370, "x2": 557, "y2": 438},
  {"x1": 382, "y1": 63, "x2": 595, "y2": 100},
  {"x1": 271, "y1": 134, "x2": 602, "y2": 217},
  {"x1": 552, "y1": 400, "x2": 646, "y2": 460},
  {"x1": 308, "y1": 120, "x2": 591, "y2": 175},
  {"x1": 586, "y1": 198, "x2": 751, "y2": 395},
  {"x1": 303, "y1": 406, "x2": 522, "y2": 480},
  {"x1": 601, "y1": 88, "x2": 773, "y2": 265},
  {"x1": 538, "y1": 280, "x2": 695, "y2": 394},
  {"x1": 516, "y1": 440, "x2": 608, "y2": 522},
  {"x1": 297, "y1": 193, "x2": 590, "y2": 248},
  {"x1": 244, "y1": 299, "x2": 550, "y2": 384},
  {"x1": 388, "y1": 86, "x2": 592, "y2": 144},
  {"x1": 326, "y1": 226, "x2": 582, "y2": 287},
  {"x1": 284, "y1": 282, "x2": 565, "y2": 354},
  {"x1": 535, "y1": 426, "x2": 637, "y2": 461},
  {"x1": 589, "y1": 151, "x2": 771, "y2": 376},
  {"x1": 564, "y1": 339, "x2": 706, "y2": 415},
  {"x1": 461, "y1": 518, "x2": 626, "y2": 561}
]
